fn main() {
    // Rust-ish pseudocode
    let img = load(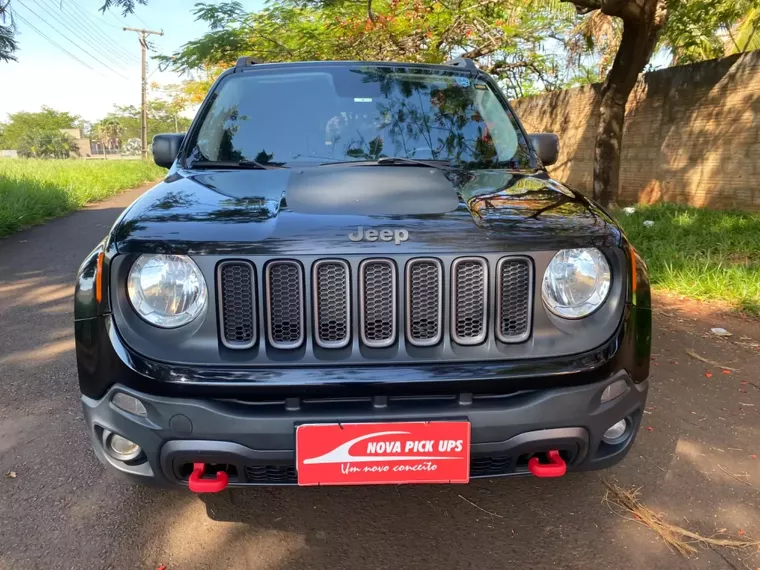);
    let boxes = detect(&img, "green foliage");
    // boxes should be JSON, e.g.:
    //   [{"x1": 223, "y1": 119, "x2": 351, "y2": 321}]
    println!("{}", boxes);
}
[
  {"x1": 157, "y1": 0, "x2": 579, "y2": 99},
  {"x1": 0, "y1": 158, "x2": 165, "y2": 237},
  {"x1": 0, "y1": 2, "x2": 16, "y2": 63},
  {"x1": 0, "y1": 107, "x2": 81, "y2": 150},
  {"x1": 97, "y1": 0, "x2": 147, "y2": 16},
  {"x1": 731, "y1": 6, "x2": 760, "y2": 52},
  {"x1": 663, "y1": 0, "x2": 760, "y2": 64},
  {"x1": 94, "y1": 118, "x2": 125, "y2": 150},
  {"x1": 618, "y1": 203, "x2": 760, "y2": 313},
  {"x1": 17, "y1": 129, "x2": 79, "y2": 159},
  {"x1": 101, "y1": 101, "x2": 192, "y2": 140}
]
